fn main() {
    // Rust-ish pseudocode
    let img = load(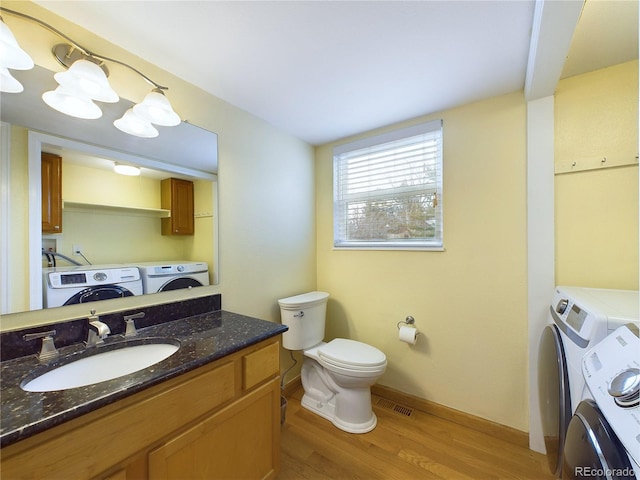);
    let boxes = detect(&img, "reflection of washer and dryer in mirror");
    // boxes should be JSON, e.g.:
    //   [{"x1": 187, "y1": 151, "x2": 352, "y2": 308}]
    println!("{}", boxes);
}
[
  {"x1": 43, "y1": 261, "x2": 209, "y2": 308},
  {"x1": 538, "y1": 286, "x2": 639, "y2": 479}
]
